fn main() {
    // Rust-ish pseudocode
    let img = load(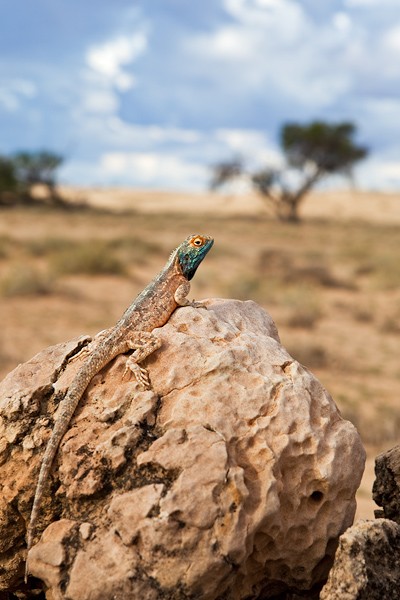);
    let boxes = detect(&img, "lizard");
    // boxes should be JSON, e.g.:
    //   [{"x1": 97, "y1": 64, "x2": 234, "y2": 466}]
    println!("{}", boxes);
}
[{"x1": 25, "y1": 233, "x2": 214, "y2": 576}]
